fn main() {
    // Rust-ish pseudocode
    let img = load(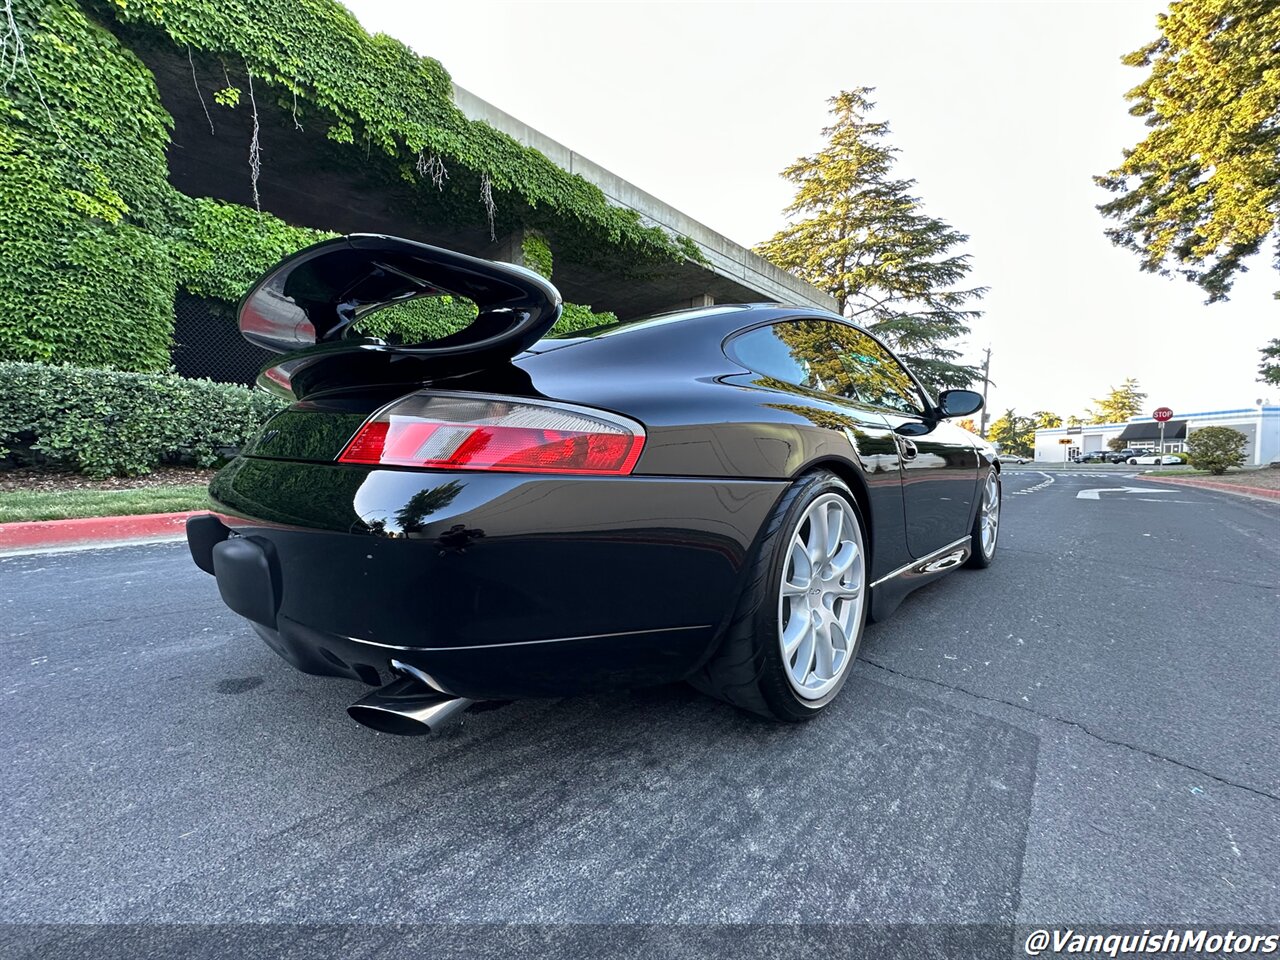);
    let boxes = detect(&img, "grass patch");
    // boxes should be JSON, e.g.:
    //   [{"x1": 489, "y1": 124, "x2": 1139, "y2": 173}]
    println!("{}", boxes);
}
[{"x1": 0, "y1": 485, "x2": 210, "y2": 522}]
